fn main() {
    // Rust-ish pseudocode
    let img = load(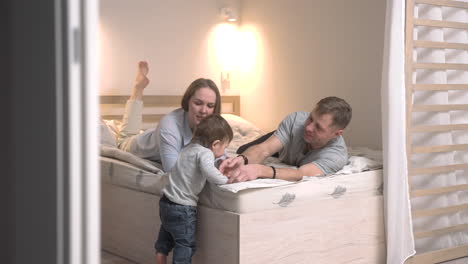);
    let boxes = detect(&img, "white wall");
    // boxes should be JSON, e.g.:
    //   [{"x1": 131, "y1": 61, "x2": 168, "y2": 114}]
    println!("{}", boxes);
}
[
  {"x1": 99, "y1": 0, "x2": 386, "y2": 149},
  {"x1": 239, "y1": 0, "x2": 386, "y2": 149},
  {"x1": 99, "y1": 0, "x2": 240, "y2": 95}
]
